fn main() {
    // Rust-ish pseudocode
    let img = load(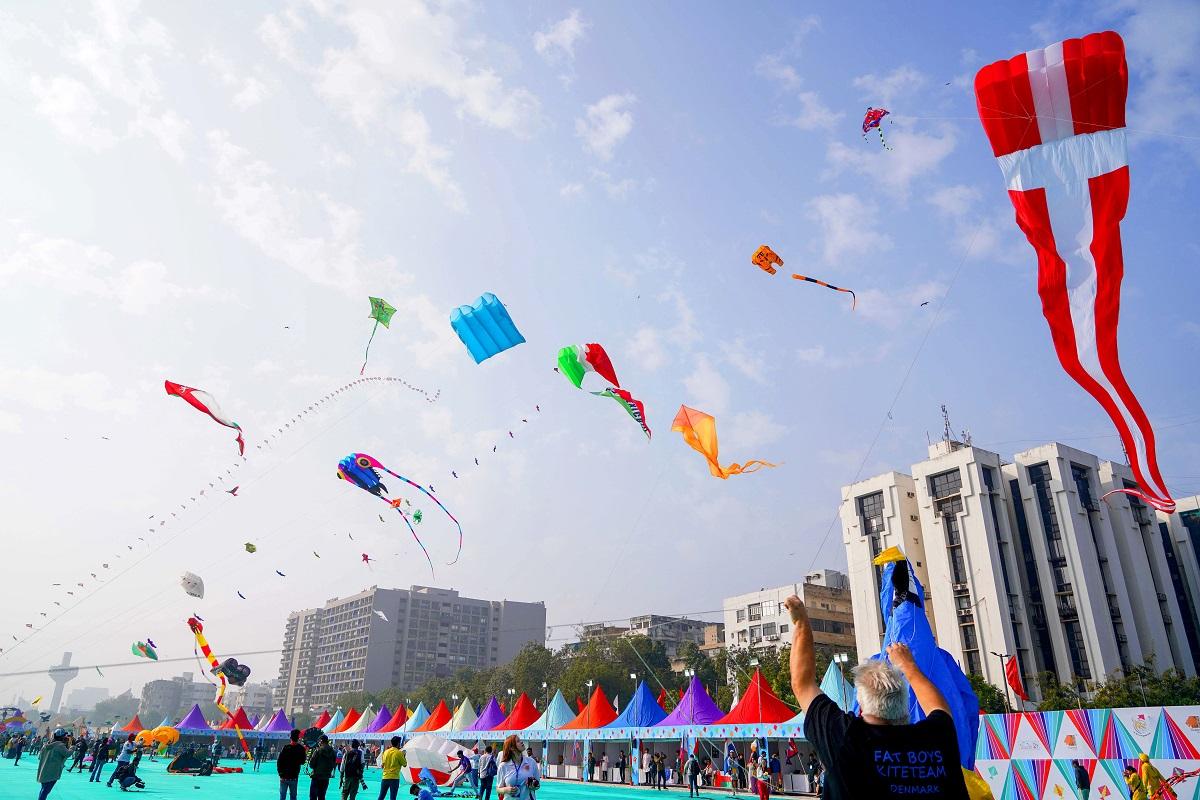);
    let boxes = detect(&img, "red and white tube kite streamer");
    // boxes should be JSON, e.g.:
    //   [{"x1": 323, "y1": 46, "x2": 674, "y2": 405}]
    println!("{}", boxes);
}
[{"x1": 974, "y1": 31, "x2": 1175, "y2": 513}]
